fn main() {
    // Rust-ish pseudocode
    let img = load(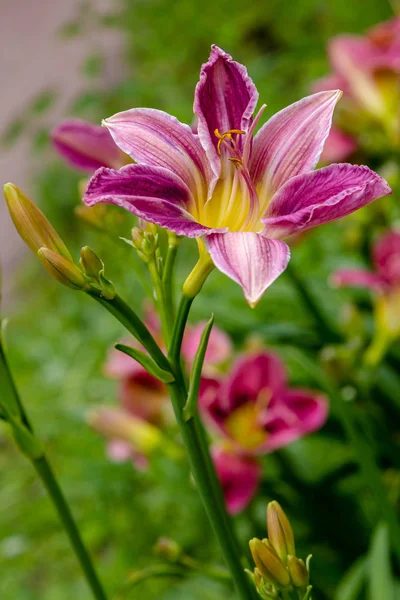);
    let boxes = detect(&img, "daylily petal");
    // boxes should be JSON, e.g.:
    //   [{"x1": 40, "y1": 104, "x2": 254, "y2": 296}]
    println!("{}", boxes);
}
[
  {"x1": 84, "y1": 164, "x2": 216, "y2": 237},
  {"x1": 373, "y1": 230, "x2": 400, "y2": 286},
  {"x1": 212, "y1": 446, "x2": 262, "y2": 514},
  {"x1": 262, "y1": 163, "x2": 391, "y2": 239},
  {"x1": 261, "y1": 389, "x2": 328, "y2": 452},
  {"x1": 52, "y1": 119, "x2": 125, "y2": 172},
  {"x1": 120, "y1": 377, "x2": 167, "y2": 426},
  {"x1": 330, "y1": 269, "x2": 386, "y2": 292},
  {"x1": 319, "y1": 127, "x2": 357, "y2": 164},
  {"x1": 207, "y1": 232, "x2": 290, "y2": 306},
  {"x1": 103, "y1": 108, "x2": 210, "y2": 196},
  {"x1": 250, "y1": 91, "x2": 342, "y2": 204},
  {"x1": 194, "y1": 45, "x2": 259, "y2": 181},
  {"x1": 225, "y1": 352, "x2": 287, "y2": 412}
]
